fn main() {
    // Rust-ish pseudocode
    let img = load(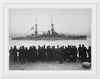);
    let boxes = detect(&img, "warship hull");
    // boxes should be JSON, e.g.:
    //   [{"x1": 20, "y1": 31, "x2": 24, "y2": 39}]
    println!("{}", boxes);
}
[{"x1": 12, "y1": 35, "x2": 87, "y2": 40}]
